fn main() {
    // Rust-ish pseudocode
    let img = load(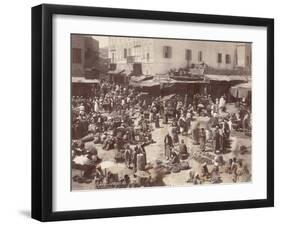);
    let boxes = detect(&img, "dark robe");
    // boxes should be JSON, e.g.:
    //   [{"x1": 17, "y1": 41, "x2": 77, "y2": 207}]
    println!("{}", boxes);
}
[
  {"x1": 199, "y1": 130, "x2": 206, "y2": 151},
  {"x1": 179, "y1": 143, "x2": 188, "y2": 154},
  {"x1": 164, "y1": 134, "x2": 173, "y2": 158},
  {"x1": 192, "y1": 127, "x2": 199, "y2": 145},
  {"x1": 155, "y1": 115, "x2": 160, "y2": 128},
  {"x1": 213, "y1": 130, "x2": 221, "y2": 151}
]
